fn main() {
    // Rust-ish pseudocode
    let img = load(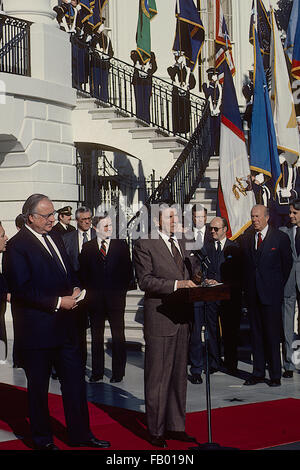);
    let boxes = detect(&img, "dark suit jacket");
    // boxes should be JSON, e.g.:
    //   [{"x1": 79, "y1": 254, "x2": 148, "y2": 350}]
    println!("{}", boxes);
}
[
  {"x1": 240, "y1": 225, "x2": 293, "y2": 306},
  {"x1": 133, "y1": 234, "x2": 199, "y2": 338},
  {"x1": 3, "y1": 226, "x2": 79, "y2": 349},
  {"x1": 63, "y1": 228, "x2": 96, "y2": 272},
  {"x1": 0, "y1": 272, "x2": 7, "y2": 303},
  {"x1": 51, "y1": 221, "x2": 76, "y2": 235},
  {"x1": 79, "y1": 238, "x2": 134, "y2": 311}
]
